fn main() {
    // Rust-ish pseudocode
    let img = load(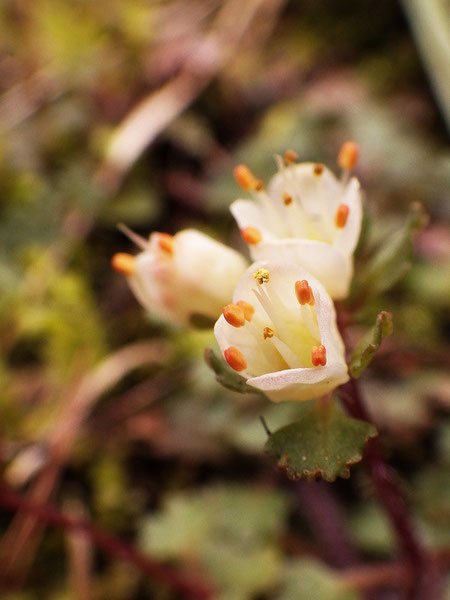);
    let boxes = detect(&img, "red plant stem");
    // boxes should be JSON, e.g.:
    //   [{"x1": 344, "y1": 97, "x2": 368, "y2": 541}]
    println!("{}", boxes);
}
[
  {"x1": 339, "y1": 378, "x2": 440, "y2": 599},
  {"x1": 0, "y1": 486, "x2": 213, "y2": 600}
]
